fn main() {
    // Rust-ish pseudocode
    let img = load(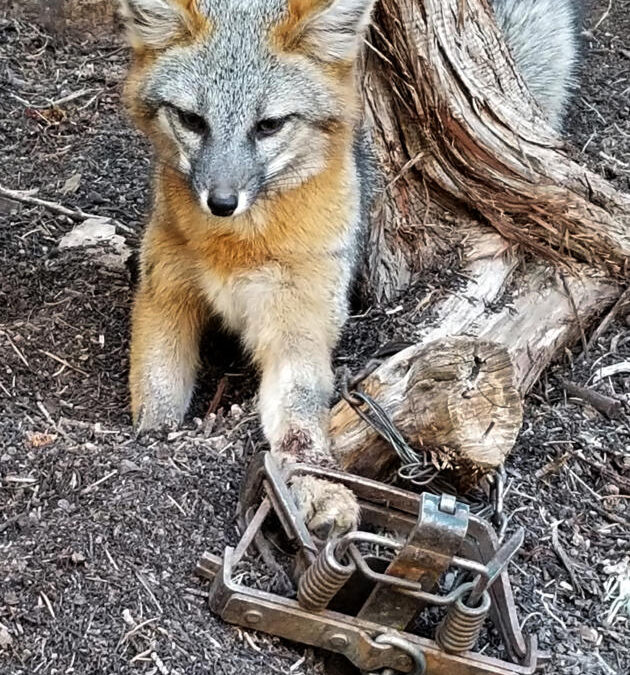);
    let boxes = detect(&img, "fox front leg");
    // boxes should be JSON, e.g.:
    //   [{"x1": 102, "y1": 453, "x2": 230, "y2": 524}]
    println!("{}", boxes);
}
[
  {"x1": 243, "y1": 265, "x2": 360, "y2": 538},
  {"x1": 129, "y1": 268, "x2": 204, "y2": 430},
  {"x1": 258, "y1": 339, "x2": 360, "y2": 539}
]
